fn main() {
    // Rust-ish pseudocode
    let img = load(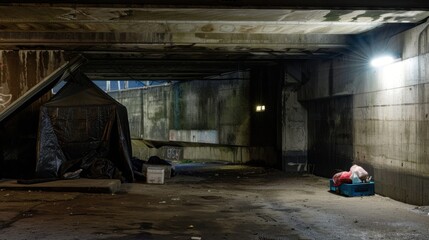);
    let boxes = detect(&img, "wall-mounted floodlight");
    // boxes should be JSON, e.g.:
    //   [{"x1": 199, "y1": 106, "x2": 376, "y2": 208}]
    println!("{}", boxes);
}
[
  {"x1": 370, "y1": 54, "x2": 399, "y2": 68},
  {"x1": 255, "y1": 105, "x2": 265, "y2": 112}
]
